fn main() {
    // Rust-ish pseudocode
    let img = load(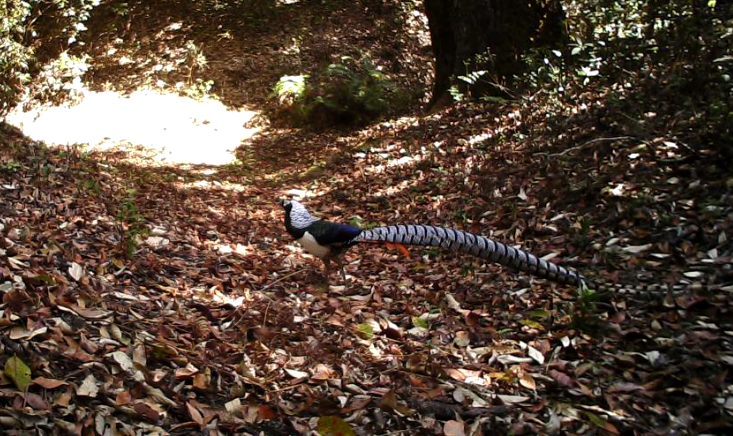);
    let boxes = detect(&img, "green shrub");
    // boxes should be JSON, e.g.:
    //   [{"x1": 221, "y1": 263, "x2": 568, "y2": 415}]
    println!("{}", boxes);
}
[
  {"x1": 116, "y1": 188, "x2": 147, "y2": 259},
  {"x1": 273, "y1": 74, "x2": 310, "y2": 121},
  {"x1": 273, "y1": 54, "x2": 409, "y2": 128},
  {"x1": 514, "y1": 0, "x2": 732, "y2": 159},
  {"x1": 0, "y1": 0, "x2": 98, "y2": 117},
  {"x1": 0, "y1": 1, "x2": 35, "y2": 115}
]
